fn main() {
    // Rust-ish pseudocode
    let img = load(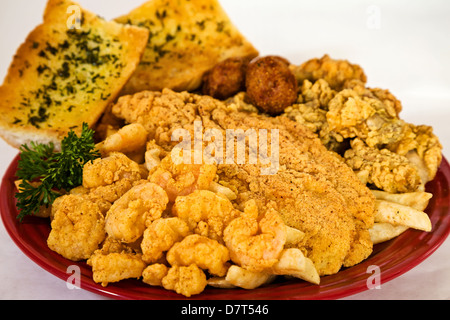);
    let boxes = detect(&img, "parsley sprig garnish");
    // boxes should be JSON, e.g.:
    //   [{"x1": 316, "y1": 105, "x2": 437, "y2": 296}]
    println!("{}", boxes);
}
[{"x1": 15, "y1": 123, "x2": 100, "y2": 221}]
